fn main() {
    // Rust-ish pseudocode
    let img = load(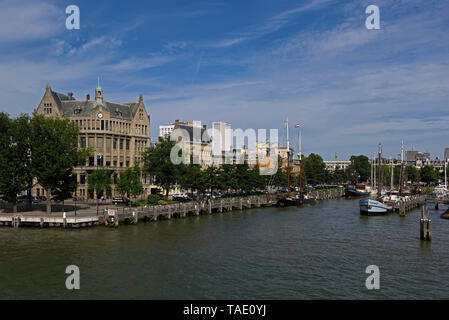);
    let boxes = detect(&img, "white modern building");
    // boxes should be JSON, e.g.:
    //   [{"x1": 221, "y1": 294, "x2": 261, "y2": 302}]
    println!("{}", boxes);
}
[
  {"x1": 211, "y1": 121, "x2": 232, "y2": 156},
  {"x1": 324, "y1": 160, "x2": 351, "y2": 171},
  {"x1": 159, "y1": 124, "x2": 175, "y2": 138}
]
